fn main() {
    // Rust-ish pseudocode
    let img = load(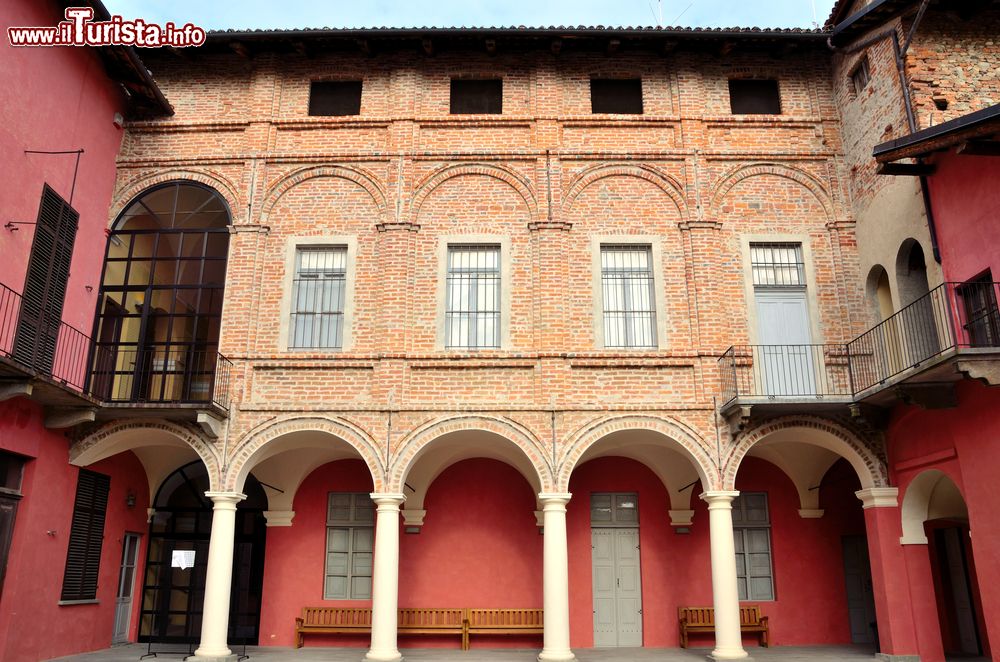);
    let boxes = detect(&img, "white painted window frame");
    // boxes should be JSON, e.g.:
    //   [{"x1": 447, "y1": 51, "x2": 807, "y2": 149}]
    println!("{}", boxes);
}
[
  {"x1": 435, "y1": 235, "x2": 512, "y2": 351},
  {"x1": 591, "y1": 236, "x2": 669, "y2": 350},
  {"x1": 279, "y1": 236, "x2": 358, "y2": 352}
]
